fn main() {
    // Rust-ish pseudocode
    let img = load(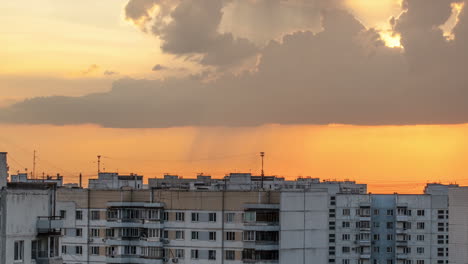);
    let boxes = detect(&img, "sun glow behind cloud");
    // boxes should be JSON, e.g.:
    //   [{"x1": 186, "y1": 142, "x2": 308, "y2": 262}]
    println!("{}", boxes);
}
[
  {"x1": 379, "y1": 31, "x2": 402, "y2": 48},
  {"x1": 441, "y1": 2, "x2": 465, "y2": 40}
]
